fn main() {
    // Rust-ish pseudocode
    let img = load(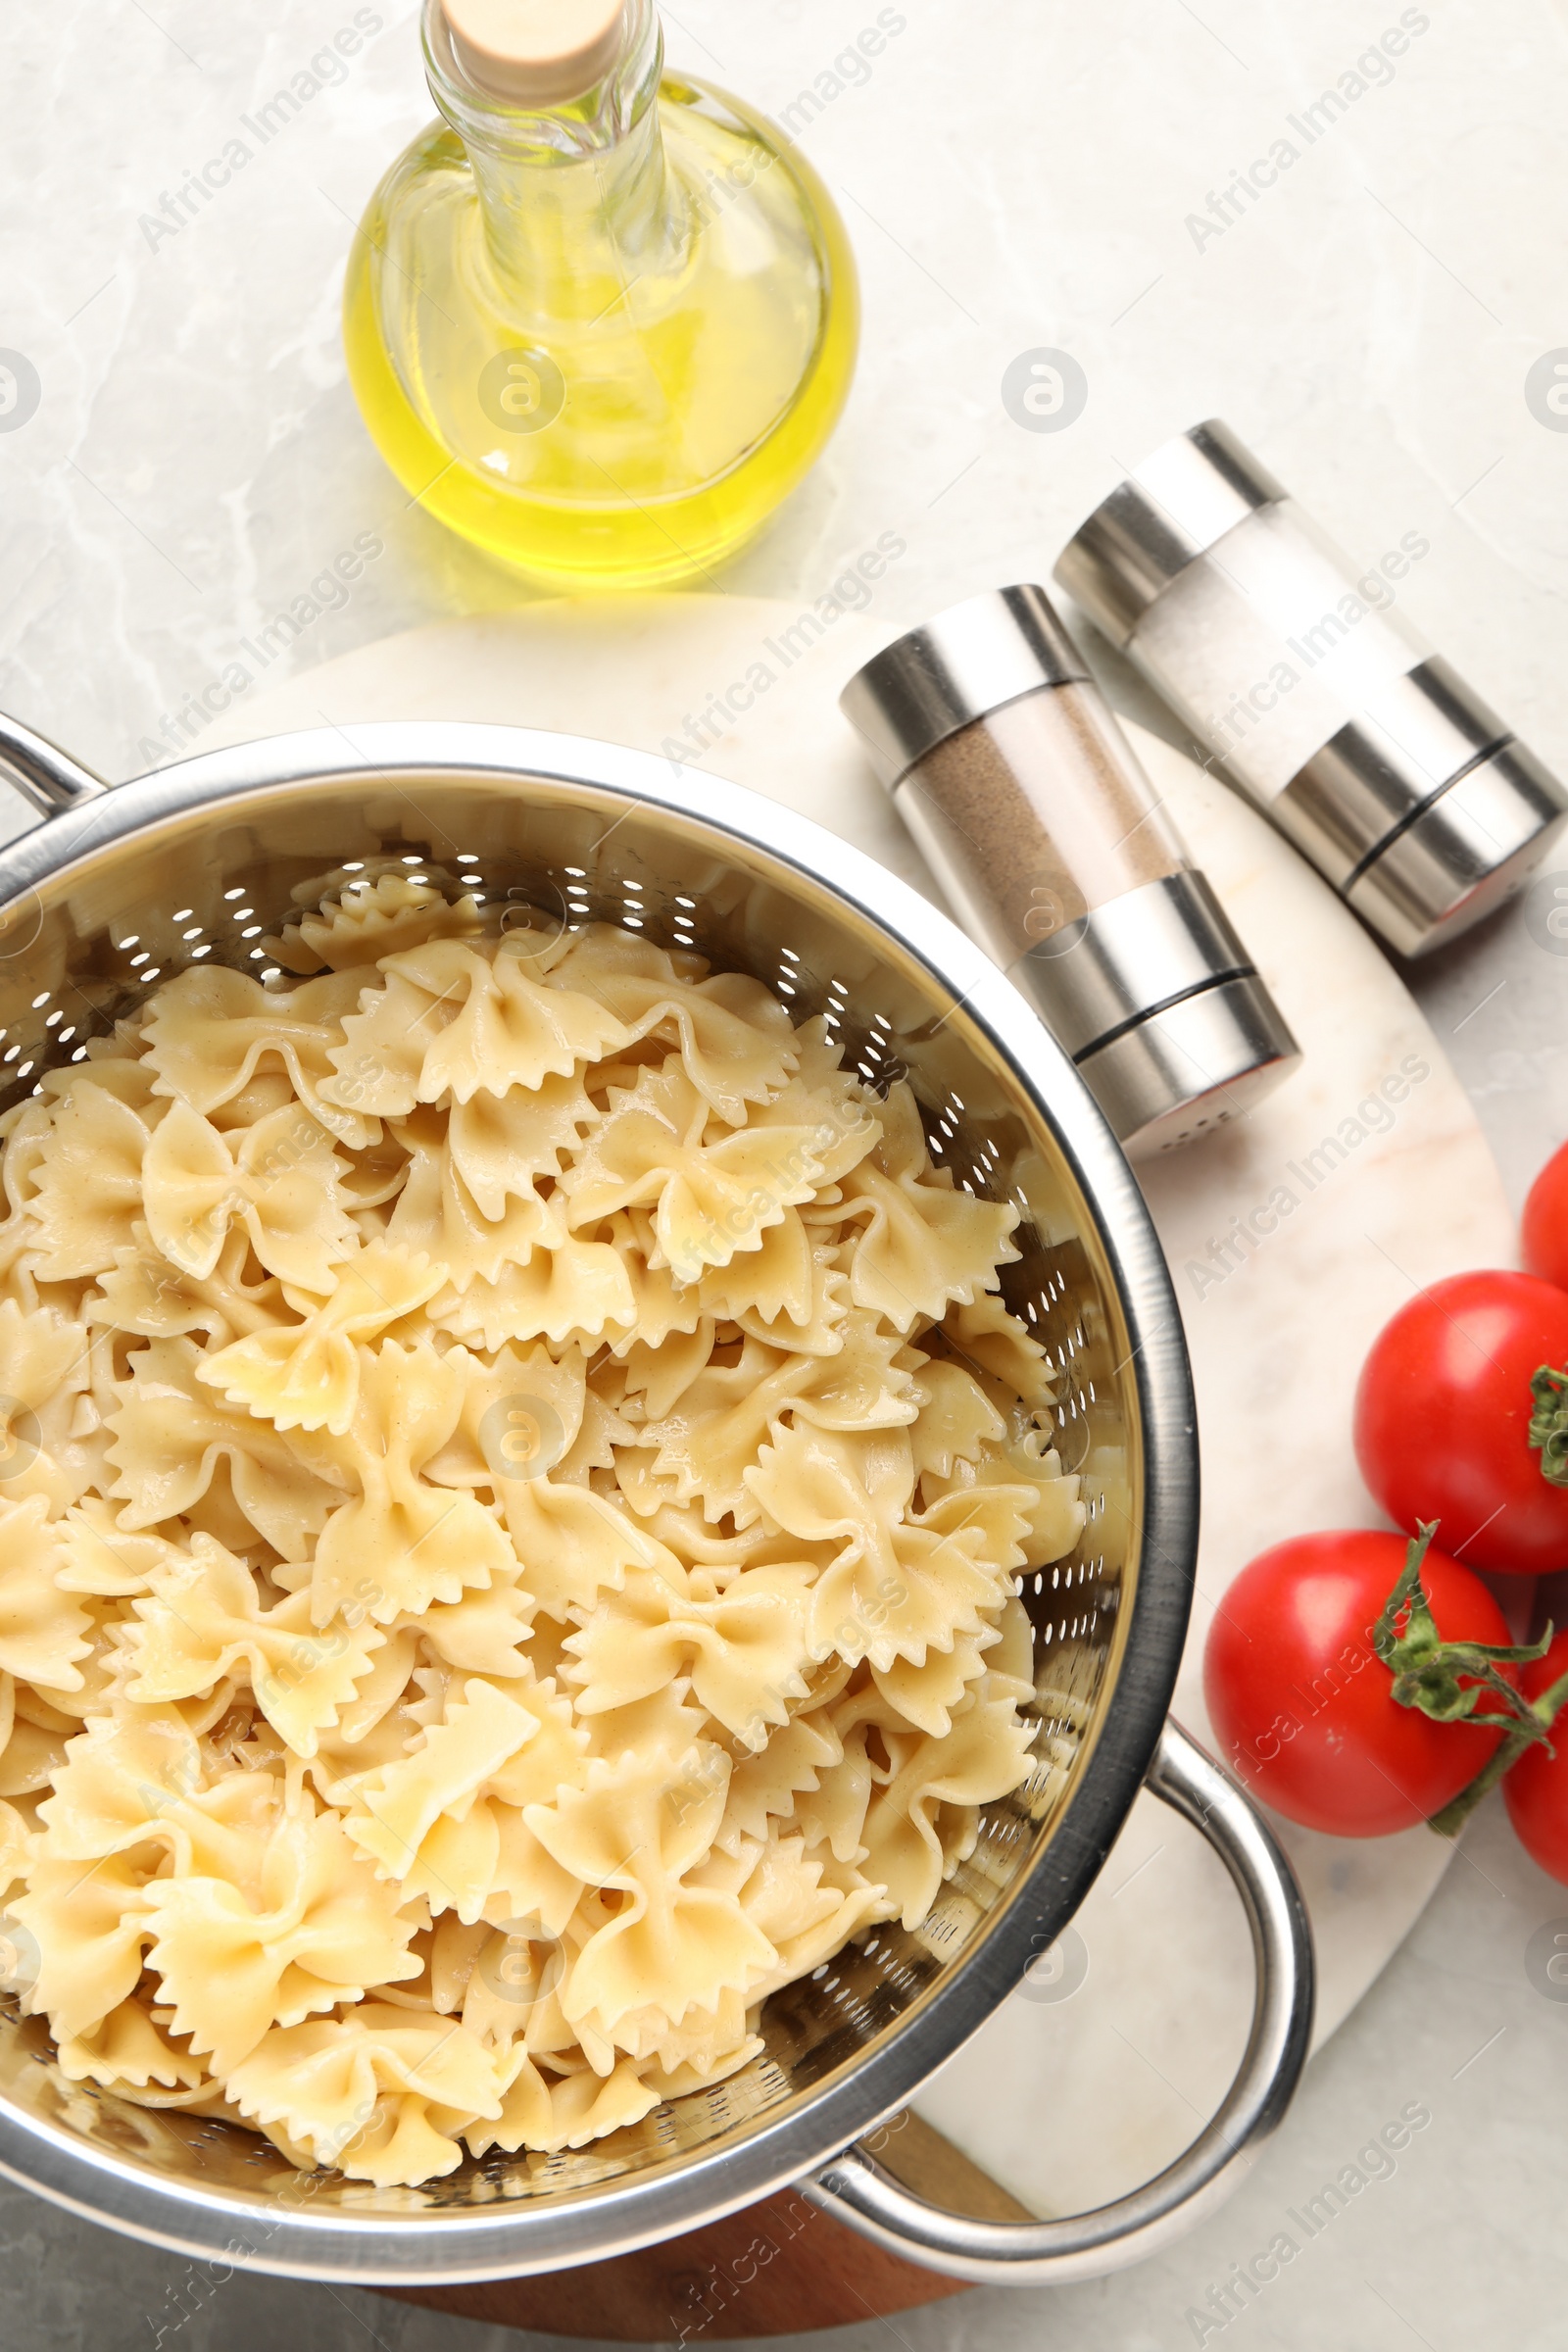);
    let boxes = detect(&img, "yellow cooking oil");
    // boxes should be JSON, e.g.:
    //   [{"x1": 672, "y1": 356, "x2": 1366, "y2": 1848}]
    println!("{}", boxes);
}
[{"x1": 343, "y1": 0, "x2": 859, "y2": 590}]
